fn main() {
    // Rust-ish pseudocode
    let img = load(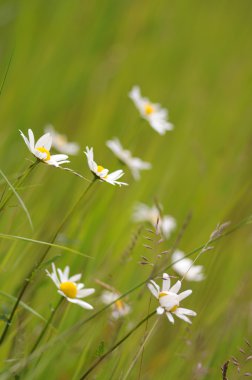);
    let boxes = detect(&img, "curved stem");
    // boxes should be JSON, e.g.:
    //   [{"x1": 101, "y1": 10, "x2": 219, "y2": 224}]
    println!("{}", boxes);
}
[
  {"x1": 0, "y1": 179, "x2": 96, "y2": 345},
  {"x1": 79, "y1": 310, "x2": 156, "y2": 380},
  {"x1": 30, "y1": 297, "x2": 63, "y2": 354},
  {"x1": 123, "y1": 318, "x2": 159, "y2": 380},
  {"x1": 0, "y1": 161, "x2": 39, "y2": 213}
]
